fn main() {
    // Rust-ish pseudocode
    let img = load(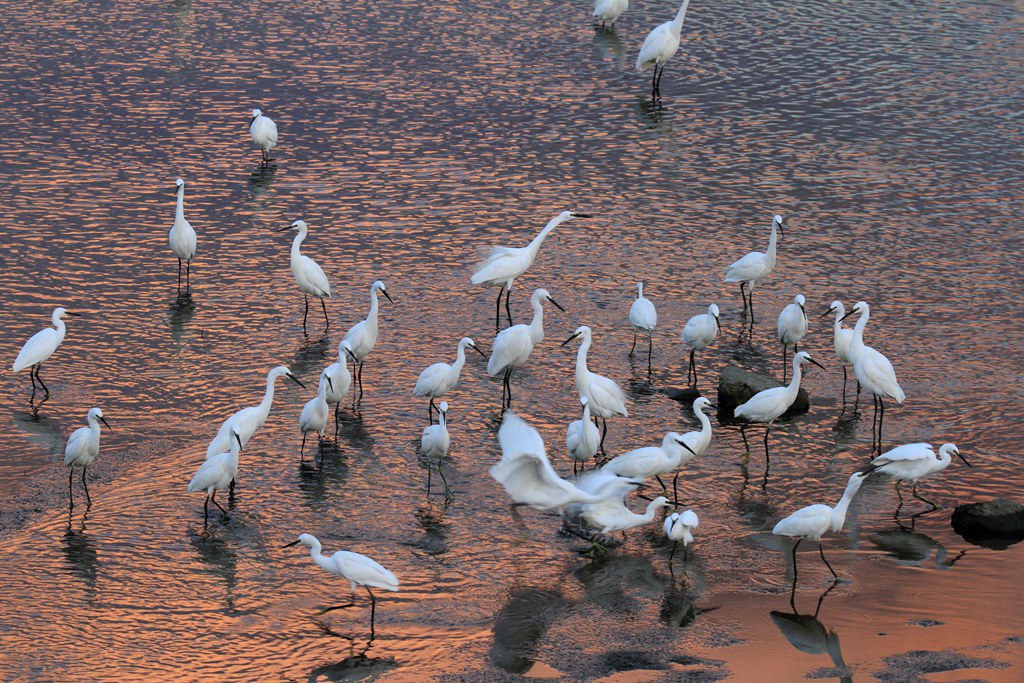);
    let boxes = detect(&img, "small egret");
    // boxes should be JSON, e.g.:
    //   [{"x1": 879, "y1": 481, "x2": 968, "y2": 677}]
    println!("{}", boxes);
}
[
  {"x1": 489, "y1": 411, "x2": 638, "y2": 511},
  {"x1": 871, "y1": 442, "x2": 971, "y2": 510},
  {"x1": 664, "y1": 509, "x2": 699, "y2": 562},
  {"x1": 207, "y1": 365, "x2": 306, "y2": 458},
  {"x1": 840, "y1": 302, "x2": 905, "y2": 450},
  {"x1": 64, "y1": 407, "x2": 110, "y2": 509},
  {"x1": 680, "y1": 304, "x2": 720, "y2": 386},
  {"x1": 582, "y1": 492, "x2": 671, "y2": 535},
  {"x1": 821, "y1": 300, "x2": 855, "y2": 398},
  {"x1": 471, "y1": 211, "x2": 591, "y2": 330},
  {"x1": 343, "y1": 280, "x2": 395, "y2": 397},
  {"x1": 299, "y1": 375, "x2": 334, "y2": 461},
  {"x1": 420, "y1": 401, "x2": 452, "y2": 500},
  {"x1": 628, "y1": 282, "x2": 658, "y2": 359},
  {"x1": 566, "y1": 396, "x2": 601, "y2": 473},
  {"x1": 674, "y1": 396, "x2": 714, "y2": 498},
  {"x1": 188, "y1": 426, "x2": 243, "y2": 523},
  {"x1": 593, "y1": 0, "x2": 628, "y2": 27},
  {"x1": 777, "y1": 294, "x2": 808, "y2": 381},
  {"x1": 277, "y1": 220, "x2": 331, "y2": 331},
  {"x1": 169, "y1": 178, "x2": 197, "y2": 293},
  {"x1": 413, "y1": 337, "x2": 485, "y2": 422},
  {"x1": 635, "y1": 0, "x2": 693, "y2": 98},
  {"x1": 561, "y1": 325, "x2": 628, "y2": 449},
  {"x1": 283, "y1": 533, "x2": 399, "y2": 633},
  {"x1": 734, "y1": 351, "x2": 824, "y2": 460},
  {"x1": 724, "y1": 214, "x2": 784, "y2": 318},
  {"x1": 322, "y1": 340, "x2": 357, "y2": 431},
  {"x1": 488, "y1": 288, "x2": 564, "y2": 409},
  {"x1": 12, "y1": 307, "x2": 80, "y2": 396},
  {"x1": 602, "y1": 432, "x2": 696, "y2": 494},
  {"x1": 772, "y1": 470, "x2": 873, "y2": 581},
  {"x1": 249, "y1": 108, "x2": 278, "y2": 163}
]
